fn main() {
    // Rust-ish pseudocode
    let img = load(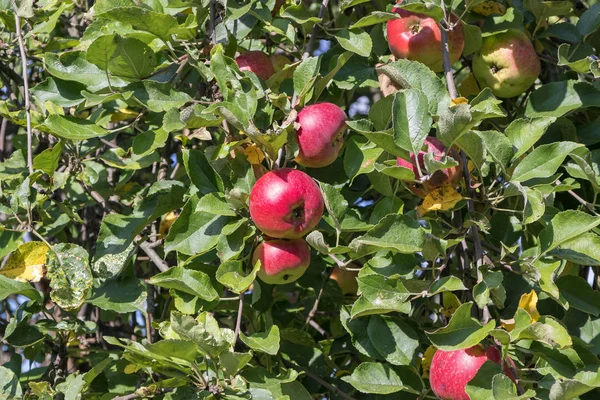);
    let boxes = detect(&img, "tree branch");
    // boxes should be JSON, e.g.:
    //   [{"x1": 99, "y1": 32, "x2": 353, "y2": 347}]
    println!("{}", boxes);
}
[
  {"x1": 283, "y1": 360, "x2": 357, "y2": 400},
  {"x1": 305, "y1": 268, "x2": 333, "y2": 329},
  {"x1": 234, "y1": 293, "x2": 244, "y2": 344},
  {"x1": 138, "y1": 241, "x2": 169, "y2": 272},
  {"x1": 14, "y1": 14, "x2": 33, "y2": 175}
]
